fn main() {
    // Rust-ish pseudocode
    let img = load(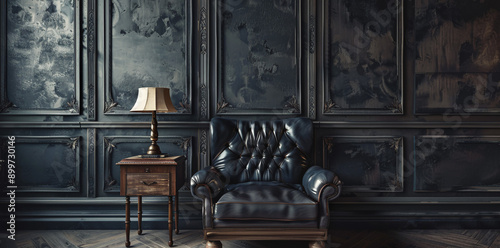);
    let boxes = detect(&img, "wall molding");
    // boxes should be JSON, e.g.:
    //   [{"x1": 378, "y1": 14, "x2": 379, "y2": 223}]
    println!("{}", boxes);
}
[
  {"x1": 198, "y1": 0, "x2": 210, "y2": 120},
  {"x1": 306, "y1": 0, "x2": 317, "y2": 119},
  {"x1": 315, "y1": 121, "x2": 500, "y2": 129},
  {"x1": 87, "y1": 128, "x2": 96, "y2": 198},
  {"x1": 80, "y1": 122, "x2": 210, "y2": 129},
  {"x1": 0, "y1": 121, "x2": 209, "y2": 129},
  {"x1": 4, "y1": 121, "x2": 500, "y2": 129},
  {"x1": 11, "y1": 136, "x2": 81, "y2": 193}
]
